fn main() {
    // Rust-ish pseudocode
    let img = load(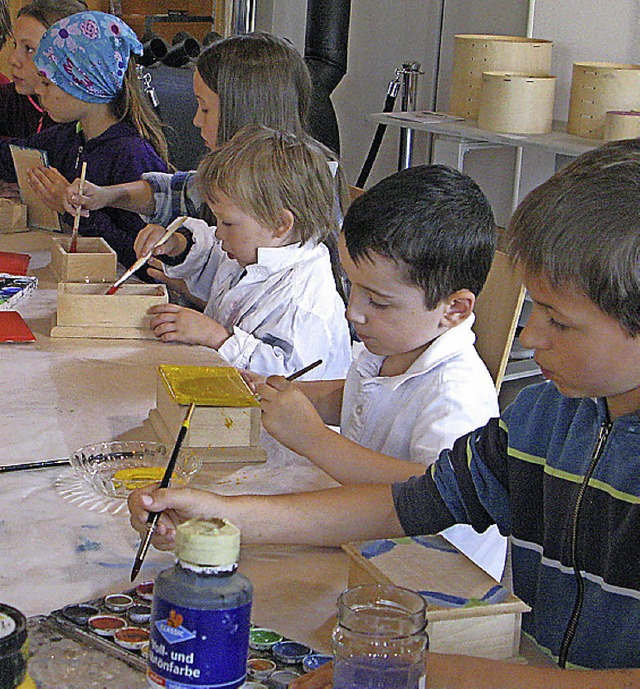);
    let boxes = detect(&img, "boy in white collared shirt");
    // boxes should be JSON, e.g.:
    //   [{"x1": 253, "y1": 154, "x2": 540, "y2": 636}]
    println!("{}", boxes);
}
[{"x1": 254, "y1": 165, "x2": 505, "y2": 576}]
